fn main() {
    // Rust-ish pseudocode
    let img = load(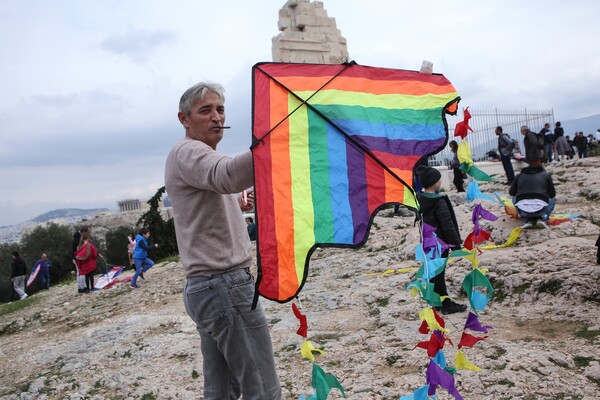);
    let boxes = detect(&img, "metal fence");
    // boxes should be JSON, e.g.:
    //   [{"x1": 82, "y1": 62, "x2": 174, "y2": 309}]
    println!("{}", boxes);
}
[{"x1": 429, "y1": 108, "x2": 555, "y2": 167}]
